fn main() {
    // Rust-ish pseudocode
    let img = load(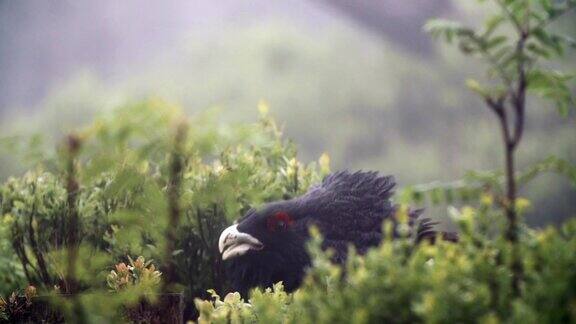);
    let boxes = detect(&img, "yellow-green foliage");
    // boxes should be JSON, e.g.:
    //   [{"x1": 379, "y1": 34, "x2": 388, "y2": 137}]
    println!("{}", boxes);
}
[
  {"x1": 0, "y1": 99, "x2": 575, "y2": 322},
  {"x1": 106, "y1": 256, "x2": 161, "y2": 293},
  {"x1": 196, "y1": 208, "x2": 576, "y2": 324},
  {"x1": 0, "y1": 99, "x2": 325, "y2": 321}
]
